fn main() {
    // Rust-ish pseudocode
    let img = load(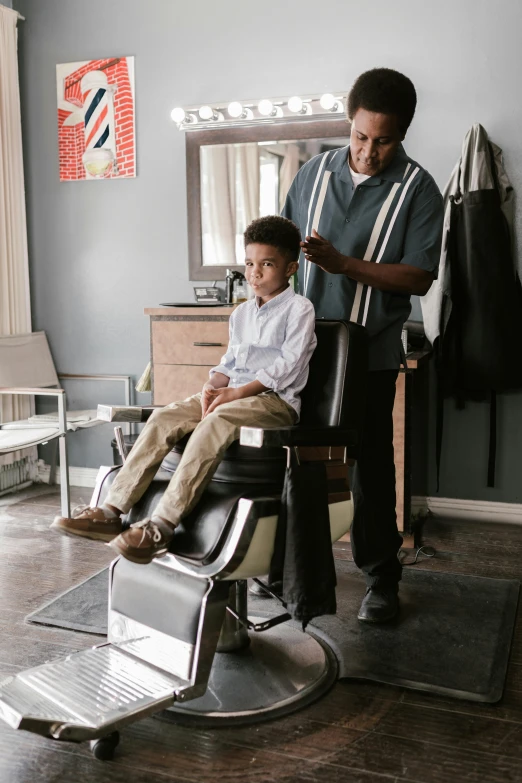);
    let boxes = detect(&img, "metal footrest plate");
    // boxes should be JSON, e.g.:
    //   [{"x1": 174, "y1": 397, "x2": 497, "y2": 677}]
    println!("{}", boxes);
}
[{"x1": 0, "y1": 642, "x2": 187, "y2": 742}]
